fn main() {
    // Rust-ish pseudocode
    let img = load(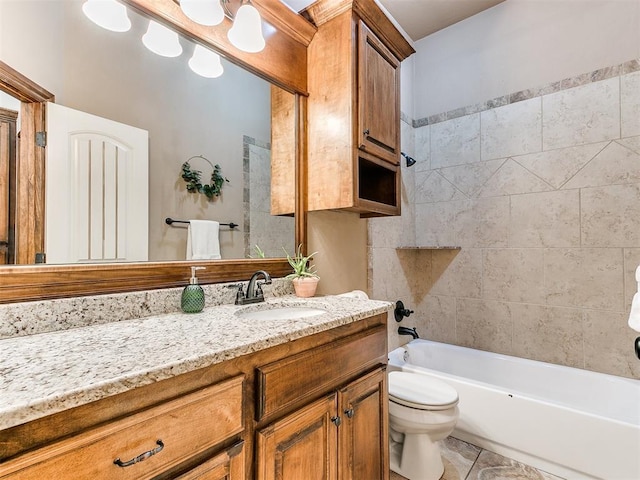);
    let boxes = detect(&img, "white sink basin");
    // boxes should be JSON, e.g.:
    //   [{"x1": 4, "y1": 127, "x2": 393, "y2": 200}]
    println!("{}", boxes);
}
[{"x1": 236, "y1": 306, "x2": 327, "y2": 321}]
